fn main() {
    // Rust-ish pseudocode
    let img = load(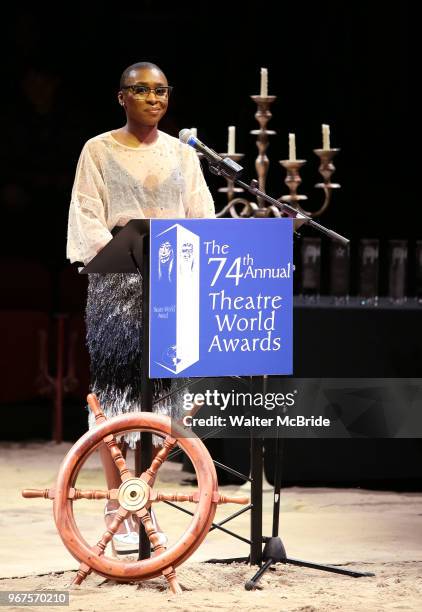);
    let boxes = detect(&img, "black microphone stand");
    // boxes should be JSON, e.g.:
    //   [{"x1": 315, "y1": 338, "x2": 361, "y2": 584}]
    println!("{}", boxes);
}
[{"x1": 203, "y1": 157, "x2": 374, "y2": 589}]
